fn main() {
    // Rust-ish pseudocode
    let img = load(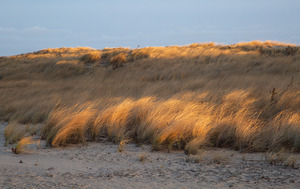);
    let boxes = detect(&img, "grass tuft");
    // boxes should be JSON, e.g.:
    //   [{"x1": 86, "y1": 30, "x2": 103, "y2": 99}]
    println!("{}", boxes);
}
[
  {"x1": 263, "y1": 149, "x2": 299, "y2": 168},
  {"x1": 80, "y1": 52, "x2": 101, "y2": 64},
  {"x1": 4, "y1": 122, "x2": 27, "y2": 145},
  {"x1": 118, "y1": 138, "x2": 130, "y2": 152},
  {"x1": 12, "y1": 136, "x2": 35, "y2": 154},
  {"x1": 139, "y1": 152, "x2": 148, "y2": 162},
  {"x1": 111, "y1": 53, "x2": 127, "y2": 70}
]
